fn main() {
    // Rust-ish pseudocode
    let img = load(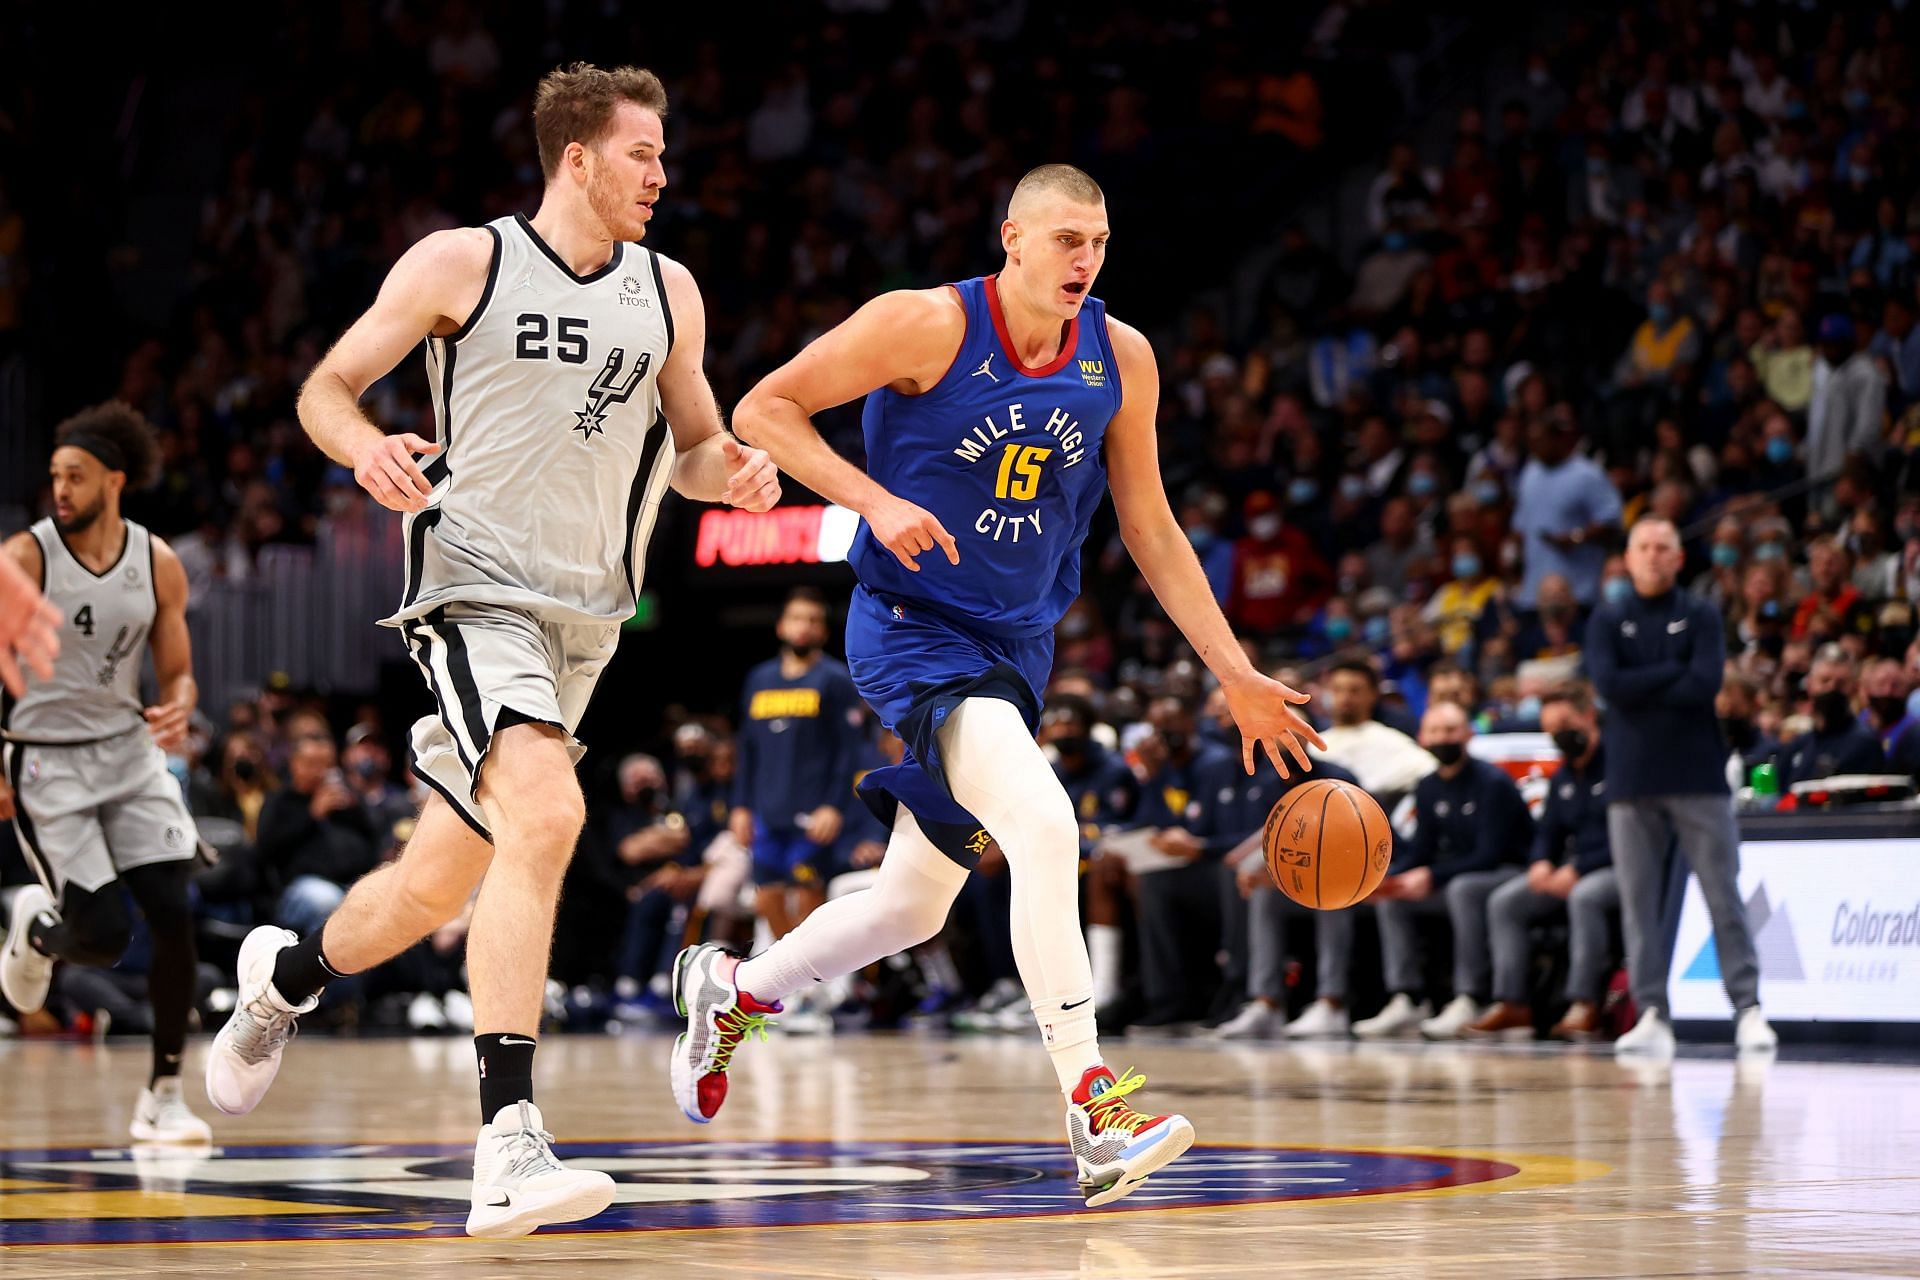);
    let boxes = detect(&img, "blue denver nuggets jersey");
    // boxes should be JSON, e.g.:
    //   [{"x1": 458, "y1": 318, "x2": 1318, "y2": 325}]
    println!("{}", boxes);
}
[{"x1": 849, "y1": 275, "x2": 1122, "y2": 637}]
